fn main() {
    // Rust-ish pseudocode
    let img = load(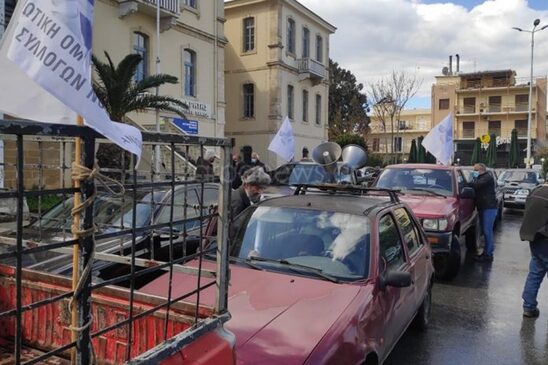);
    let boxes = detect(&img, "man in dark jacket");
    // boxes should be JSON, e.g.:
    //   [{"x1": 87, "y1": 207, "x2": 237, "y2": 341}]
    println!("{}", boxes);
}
[
  {"x1": 469, "y1": 163, "x2": 498, "y2": 262},
  {"x1": 231, "y1": 166, "x2": 271, "y2": 219},
  {"x1": 520, "y1": 182, "x2": 548, "y2": 318}
]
